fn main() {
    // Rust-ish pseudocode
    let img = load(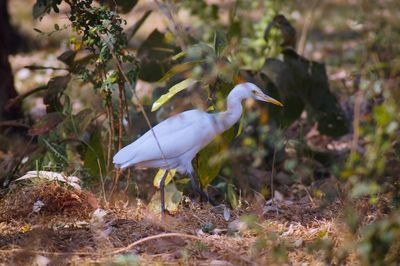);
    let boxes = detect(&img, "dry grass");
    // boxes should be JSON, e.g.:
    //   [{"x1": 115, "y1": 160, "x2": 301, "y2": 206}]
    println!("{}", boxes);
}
[
  {"x1": 0, "y1": 181, "x2": 98, "y2": 222},
  {"x1": 0, "y1": 181, "x2": 366, "y2": 265}
]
